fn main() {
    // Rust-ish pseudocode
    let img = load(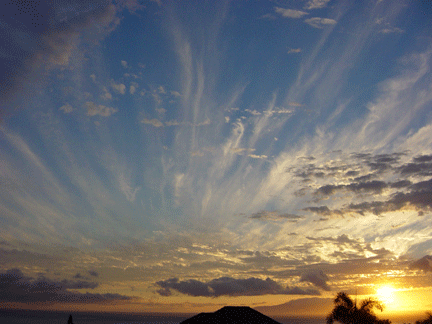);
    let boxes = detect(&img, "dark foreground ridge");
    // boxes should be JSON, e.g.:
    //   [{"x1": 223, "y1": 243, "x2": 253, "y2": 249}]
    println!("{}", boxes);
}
[{"x1": 180, "y1": 306, "x2": 281, "y2": 324}]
